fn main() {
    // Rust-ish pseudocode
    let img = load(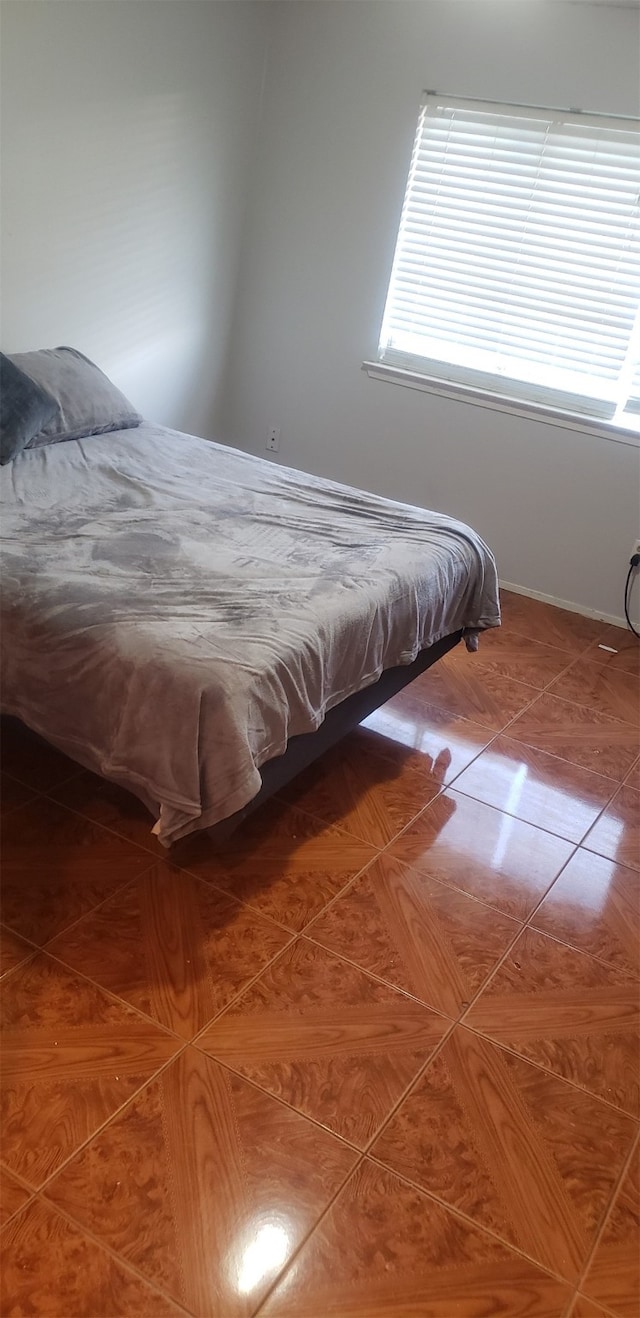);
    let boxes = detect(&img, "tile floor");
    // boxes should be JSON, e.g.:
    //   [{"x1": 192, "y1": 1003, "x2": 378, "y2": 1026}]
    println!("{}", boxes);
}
[{"x1": 0, "y1": 589, "x2": 638, "y2": 1318}]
